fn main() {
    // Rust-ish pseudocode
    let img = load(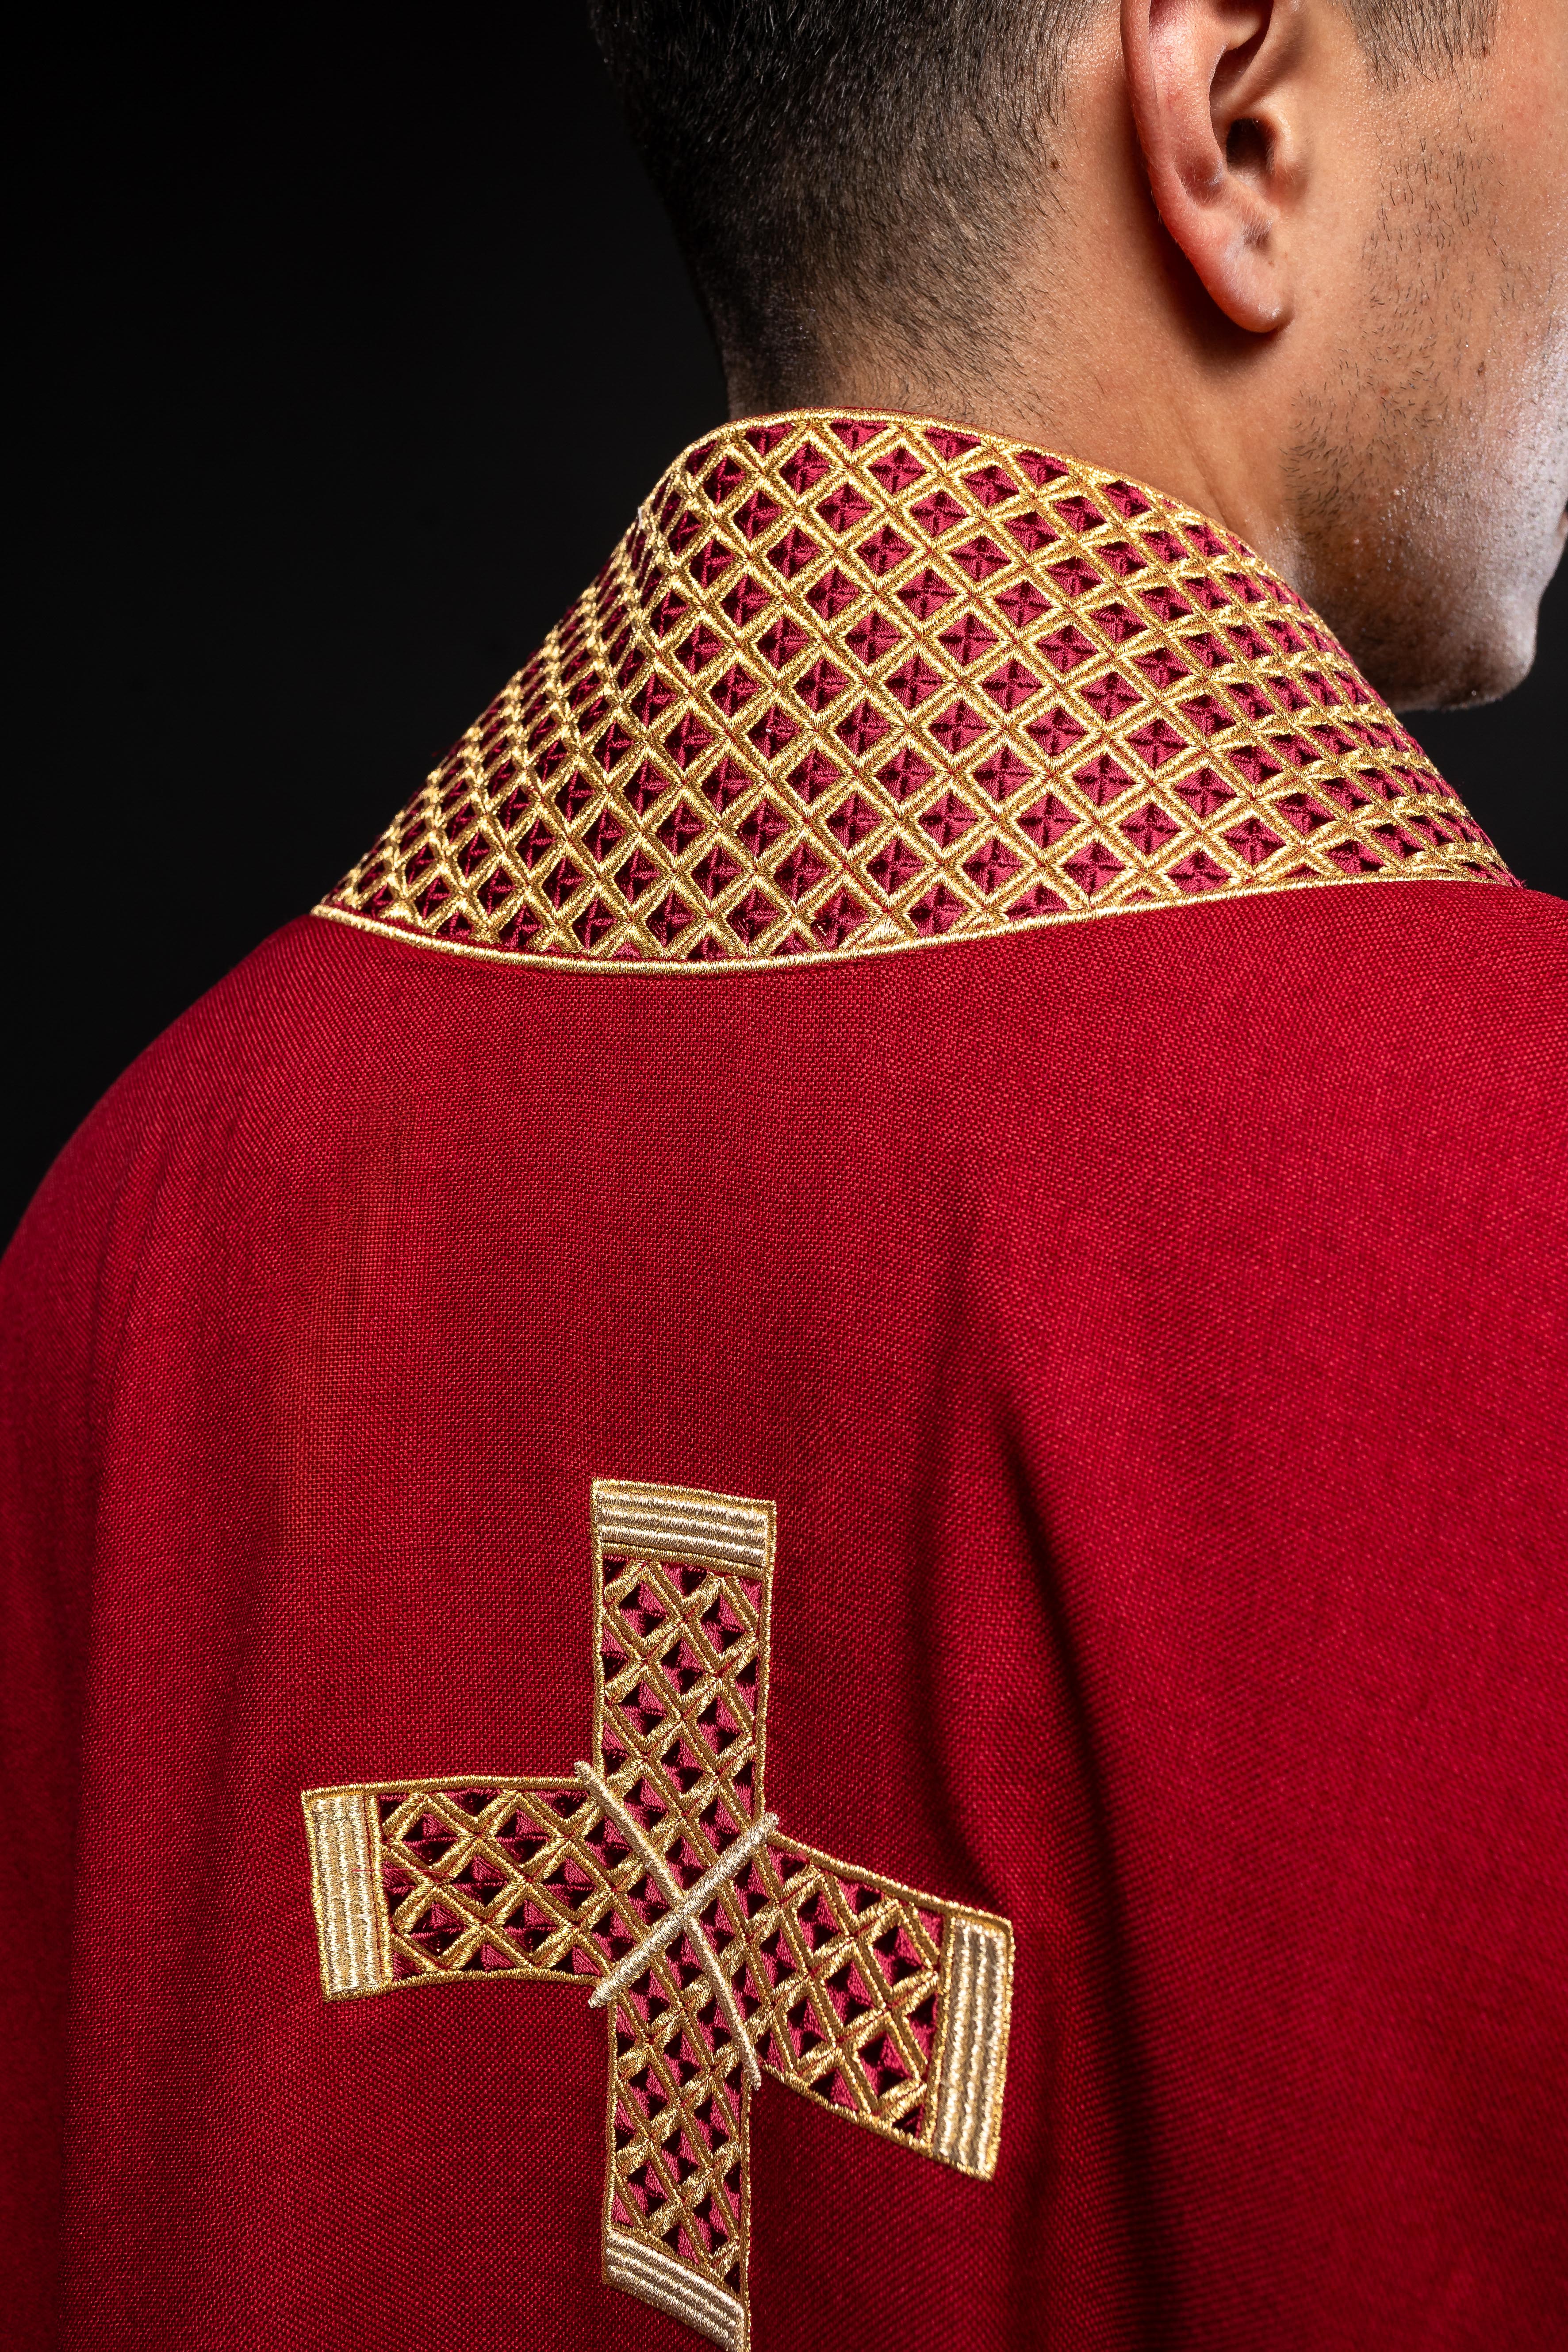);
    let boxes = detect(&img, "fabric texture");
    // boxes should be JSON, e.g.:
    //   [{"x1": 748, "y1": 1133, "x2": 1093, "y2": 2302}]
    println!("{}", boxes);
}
[{"x1": 1, "y1": 417, "x2": 1565, "y2": 2352}]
